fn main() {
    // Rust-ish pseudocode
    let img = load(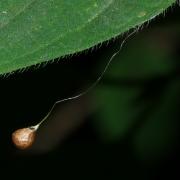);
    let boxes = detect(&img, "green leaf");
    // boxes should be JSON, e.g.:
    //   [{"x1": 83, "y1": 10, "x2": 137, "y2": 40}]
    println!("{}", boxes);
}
[{"x1": 0, "y1": 0, "x2": 175, "y2": 74}]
